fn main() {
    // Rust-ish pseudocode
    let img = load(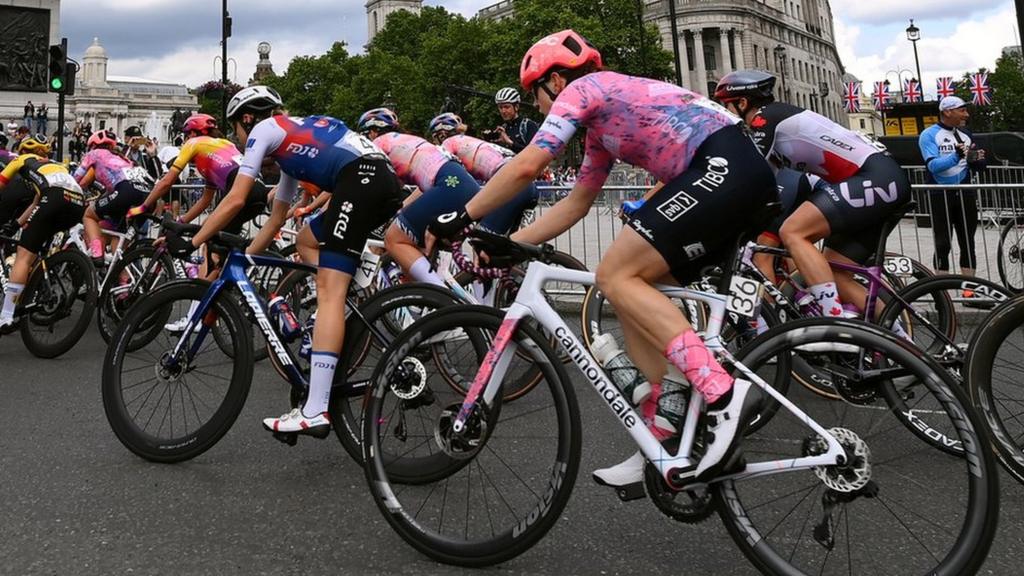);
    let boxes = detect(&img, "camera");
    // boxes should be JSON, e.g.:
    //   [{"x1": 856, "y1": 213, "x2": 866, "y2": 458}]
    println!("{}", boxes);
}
[
  {"x1": 481, "y1": 129, "x2": 500, "y2": 142},
  {"x1": 966, "y1": 148, "x2": 982, "y2": 163}
]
